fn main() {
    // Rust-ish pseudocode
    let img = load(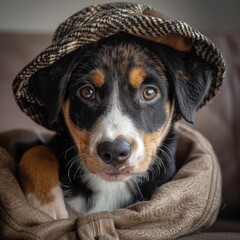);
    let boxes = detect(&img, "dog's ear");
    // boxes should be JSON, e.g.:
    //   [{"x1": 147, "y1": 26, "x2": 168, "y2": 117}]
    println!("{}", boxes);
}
[
  {"x1": 159, "y1": 47, "x2": 213, "y2": 123},
  {"x1": 29, "y1": 52, "x2": 77, "y2": 124}
]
